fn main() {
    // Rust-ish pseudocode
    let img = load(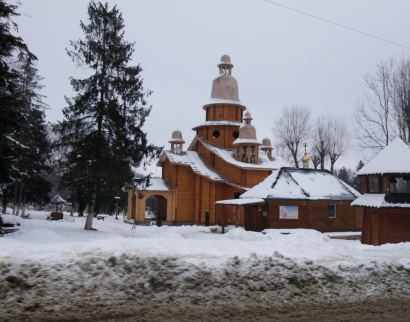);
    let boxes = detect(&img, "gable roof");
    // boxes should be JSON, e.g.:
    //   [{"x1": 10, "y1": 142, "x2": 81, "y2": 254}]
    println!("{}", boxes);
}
[
  {"x1": 50, "y1": 195, "x2": 66, "y2": 204},
  {"x1": 241, "y1": 167, "x2": 361, "y2": 201},
  {"x1": 157, "y1": 150, "x2": 248, "y2": 190},
  {"x1": 358, "y1": 137, "x2": 410, "y2": 176},
  {"x1": 191, "y1": 136, "x2": 290, "y2": 170},
  {"x1": 145, "y1": 178, "x2": 173, "y2": 191}
]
